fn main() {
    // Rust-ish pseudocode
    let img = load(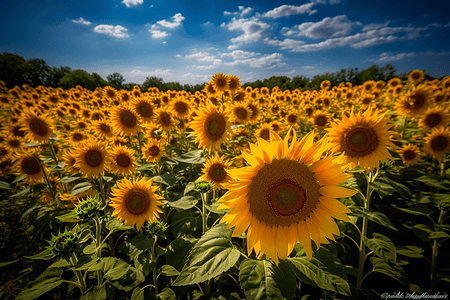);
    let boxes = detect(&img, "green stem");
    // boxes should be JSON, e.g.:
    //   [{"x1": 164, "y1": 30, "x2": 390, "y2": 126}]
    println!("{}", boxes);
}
[
  {"x1": 151, "y1": 236, "x2": 159, "y2": 295},
  {"x1": 430, "y1": 210, "x2": 446, "y2": 292},
  {"x1": 439, "y1": 159, "x2": 445, "y2": 178},
  {"x1": 401, "y1": 116, "x2": 408, "y2": 140},
  {"x1": 201, "y1": 191, "x2": 209, "y2": 234},
  {"x1": 70, "y1": 253, "x2": 86, "y2": 294},
  {"x1": 356, "y1": 170, "x2": 375, "y2": 289},
  {"x1": 136, "y1": 130, "x2": 144, "y2": 162},
  {"x1": 98, "y1": 175, "x2": 106, "y2": 206},
  {"x1": 38, "y1": 155, "x2": 58, "y2": 206},
  {"x1": 94, "y1": 214, "x2": 103, "y2": 286}
]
